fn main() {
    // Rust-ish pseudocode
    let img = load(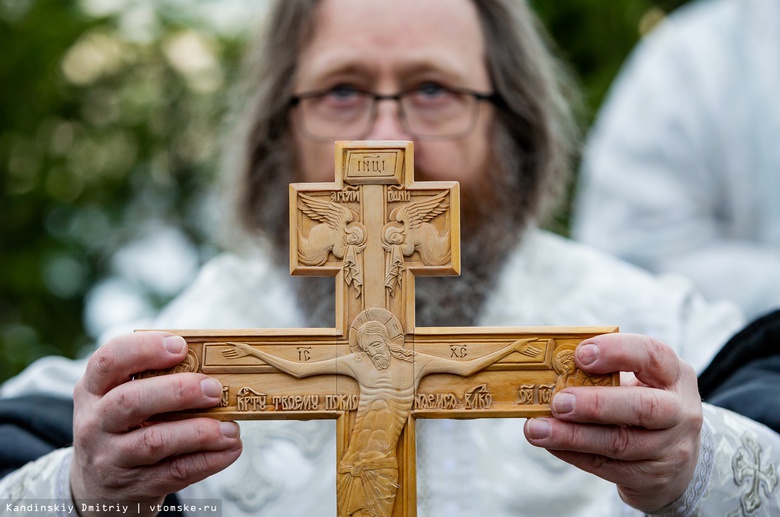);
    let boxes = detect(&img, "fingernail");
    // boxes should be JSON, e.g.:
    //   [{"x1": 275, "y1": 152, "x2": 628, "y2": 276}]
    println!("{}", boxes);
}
[
  {"x1": 577, "y1": 343, "x2": 599, "y2": 366},
  {"x1": 220, "y1": 421, "x2": 240, "y2": 439},
  {"x1": 553, "y1": 392, "x2": 575, "y2": 414},
  {"x1": 201, "y1": 378, "x2": 222, "y2": 398},
  {"x1": 526, "y1": 418, "x2": 551, "y2": 439},
  {"x1": 164, "y1": 336, "x2": 186, "y2": 355}
]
